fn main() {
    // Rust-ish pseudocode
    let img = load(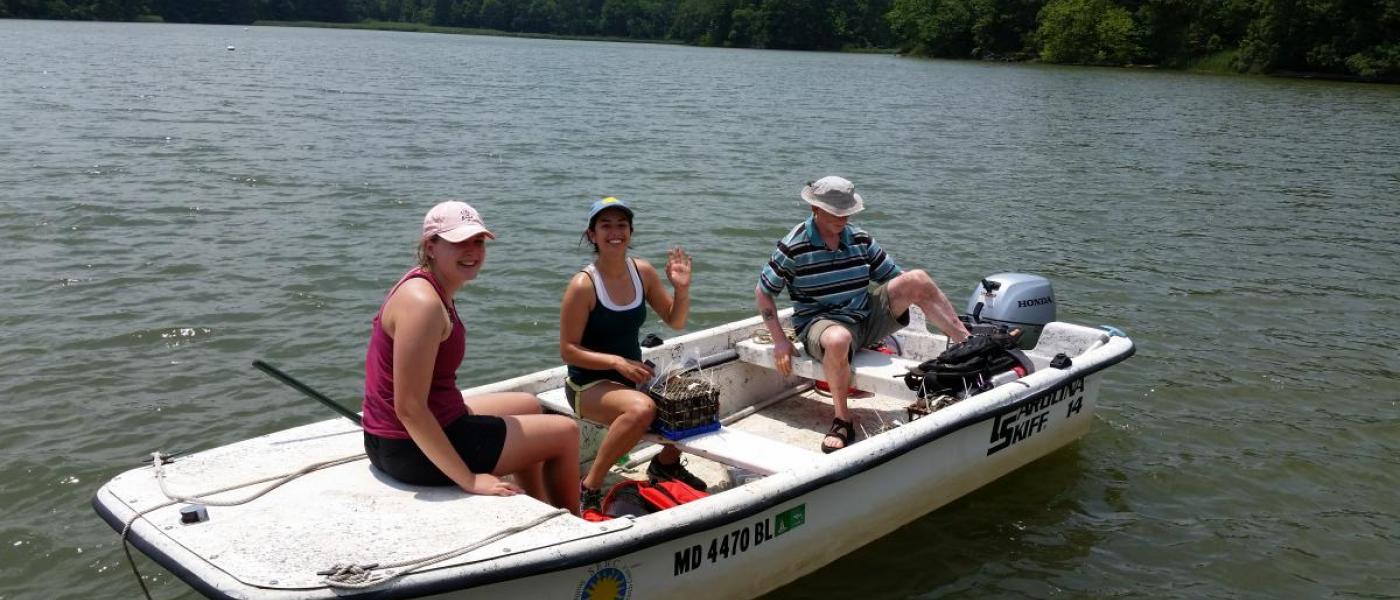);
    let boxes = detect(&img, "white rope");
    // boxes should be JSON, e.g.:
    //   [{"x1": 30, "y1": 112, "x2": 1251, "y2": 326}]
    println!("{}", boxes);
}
[
  {"x1": 119, "y1": 451, "x2": 573, "y2": 593},
  {"x1": 118, "y1": 451, "x2": 368, "y2": 599},
  {"x1": 152, "y1": 451, "x2": 367, "y2": 506},
  {"x1": 320, "y1": 508, "x2": 570, "y2": 590}
]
